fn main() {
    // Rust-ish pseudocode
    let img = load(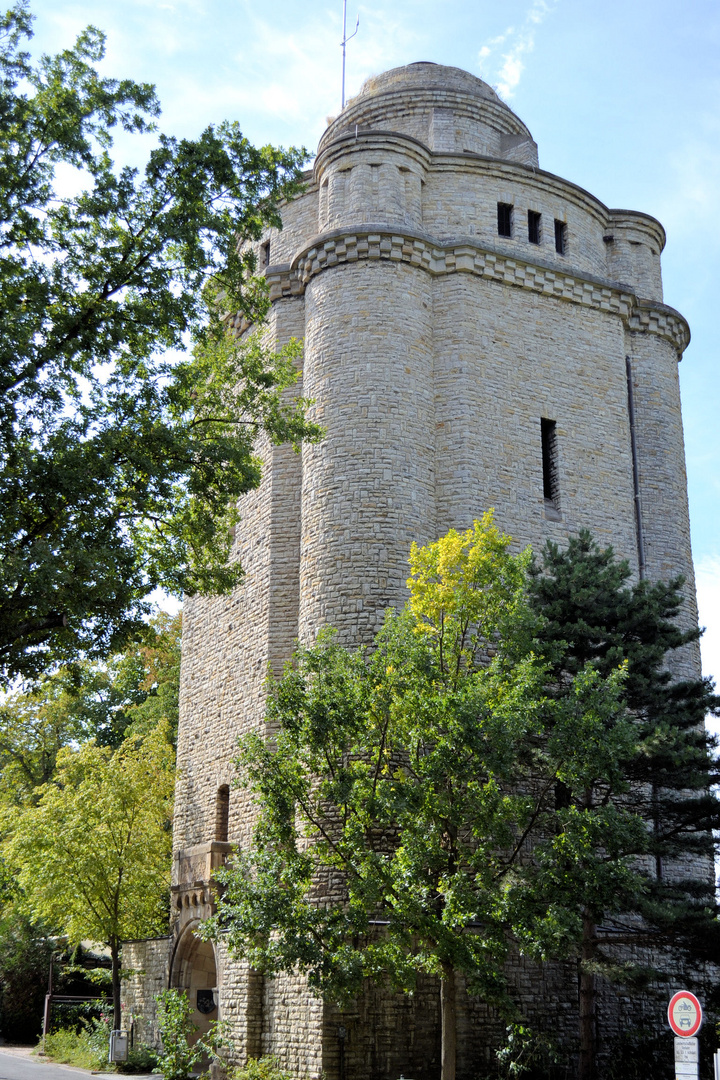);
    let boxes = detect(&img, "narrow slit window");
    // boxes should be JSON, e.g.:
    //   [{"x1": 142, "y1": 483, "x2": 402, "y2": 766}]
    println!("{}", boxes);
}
[
  {"x1": 261, "y1": 241, "x2": 271, "y2": 269},
  {"x1": 215, "y1": 785, "x2": 230, "y2": 843},
  {"x1": 528, "y1": 210, "x2": 541, "y2": 245},
  {"x1": 497, "y1": 202, "x2": 513, "y2": 238},
  {"x1": 541, "y1": 417, "x2": 560, "y2": 515},
  {"x1": 554, "y1": 219, "x2": 567, "y2": 255}
]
